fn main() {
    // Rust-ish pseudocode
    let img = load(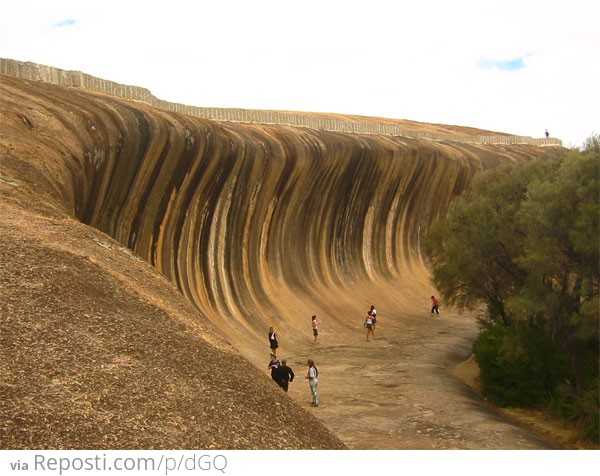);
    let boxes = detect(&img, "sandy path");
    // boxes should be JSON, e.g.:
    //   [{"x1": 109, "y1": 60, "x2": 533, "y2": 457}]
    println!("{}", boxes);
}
[{"x1": 278, "y1": 310, "x2": 556, "y2": 449}]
